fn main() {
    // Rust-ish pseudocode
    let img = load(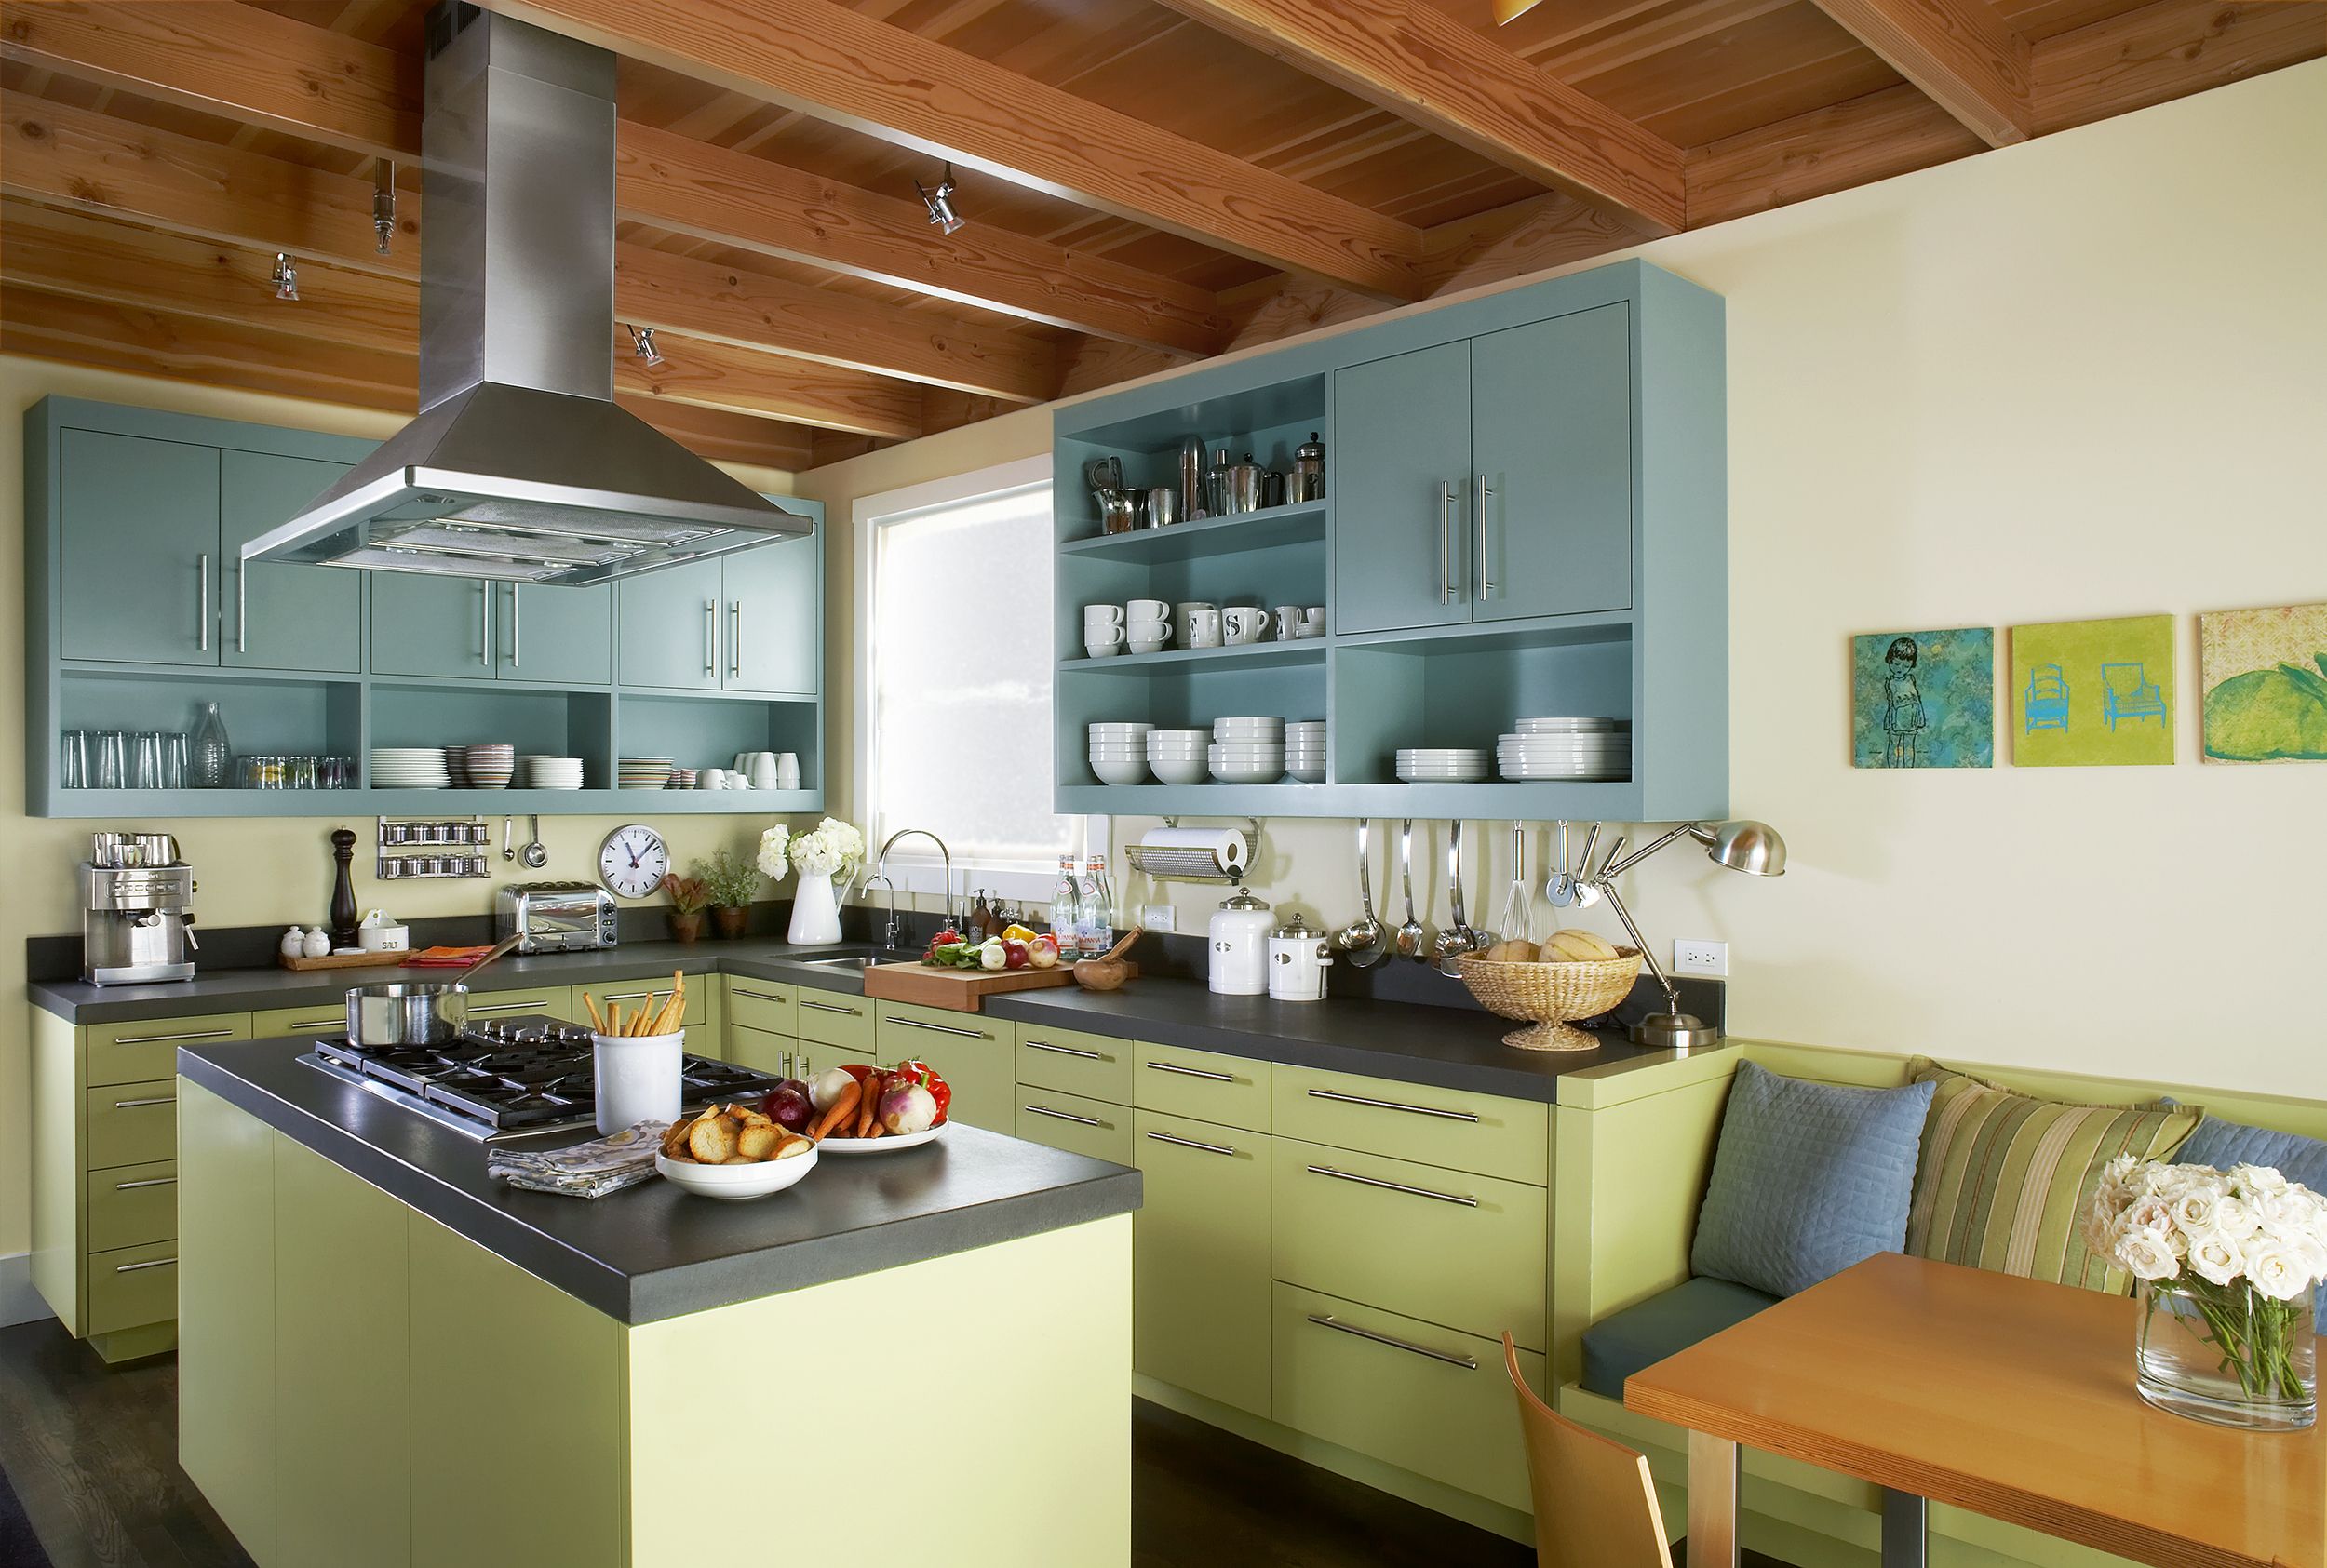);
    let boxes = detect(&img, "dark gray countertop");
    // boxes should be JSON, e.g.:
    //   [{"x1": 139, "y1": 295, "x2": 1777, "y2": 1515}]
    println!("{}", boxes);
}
[
  {"x1": 41, "y1": 939, "x2": 1705, "y2": 1102},
  {"x1": 178, "y1": 1035, "x2": 1141, "y2": 1326}
]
